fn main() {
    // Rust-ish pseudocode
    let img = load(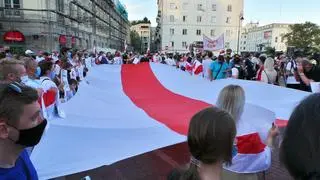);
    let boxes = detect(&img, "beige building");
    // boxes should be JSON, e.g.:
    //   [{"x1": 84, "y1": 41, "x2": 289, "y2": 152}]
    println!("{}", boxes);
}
[
  {"x1": 0, "y1": 0, "x2": 129, "y2": 53},
  {"x1": 155, "y1": 0, "x2": 244, "y2": 53},
  {"x1": 240, "y1": 23, "x2": 291, "y2": 53},
  {"x1": 130, "y1": 23, "x2": 151, "y2": 53}
]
